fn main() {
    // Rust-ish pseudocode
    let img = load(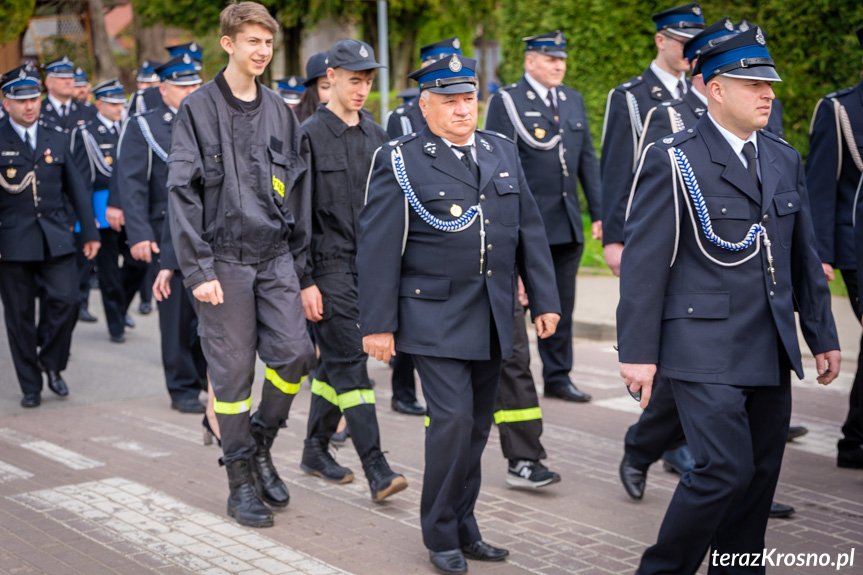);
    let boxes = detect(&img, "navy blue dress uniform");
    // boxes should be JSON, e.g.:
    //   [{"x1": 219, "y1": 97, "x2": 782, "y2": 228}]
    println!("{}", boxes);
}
[
  {"x1": 735, "y1": 20, "x2": 786, "y2": 140},
  {"x1": 357, "y1": 56, "x2": 560, "y2": 566},
  {"x1": 485, "y1": 31, "x2": 602, "y2": 404},
  {"x1": 114, "y1": 59, "x2": 207, "y2": 410},
  {"x1": 125, "y1": 60, "x2": 164, "y2": 118},
  {"x1": 0, "y1": 64, "x2": 100, "y2": 407},
  {"x1": 808, "y1": 26, "x2": 863, "y2": 470},
  {"x1": 385, "y1": 37, "x2": 464, "y2": 413},
  {"x1": 600, "y1": 3, "x2": 705, "y2": 247},
  {"x1": 618, "y1": 30, "x2": 839, "y2": 574},
  {"x1": 70, "y1": 79, "x2": 148, "y2": 342},
  {"x1": 385, "y1": 37, "x2": 462, "y2": 141},
  {"x1": 39, "y1": 57, "x2": 97, "y2": 133}
]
